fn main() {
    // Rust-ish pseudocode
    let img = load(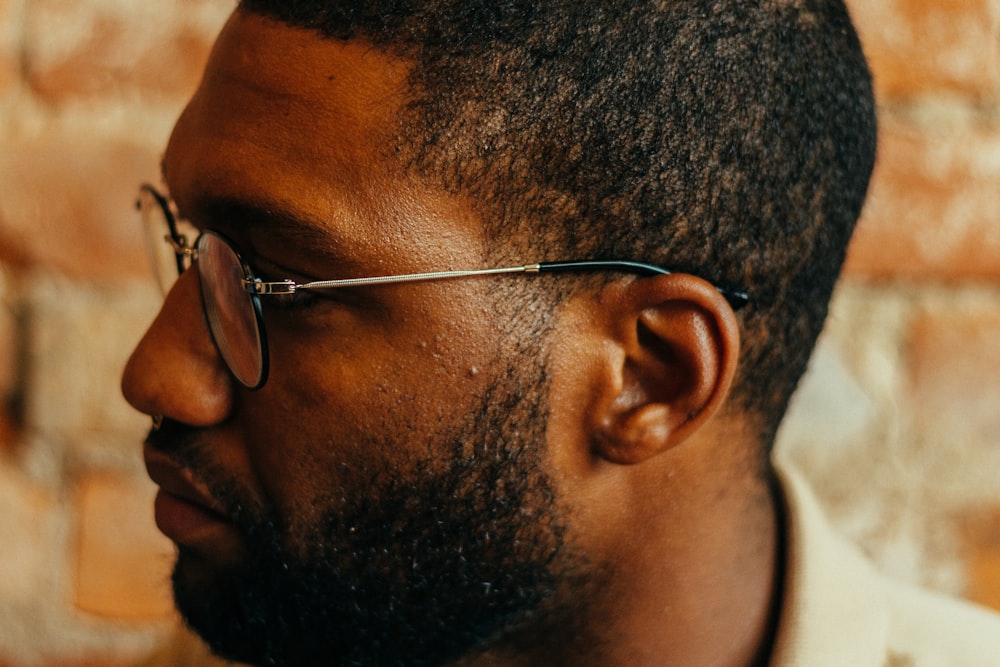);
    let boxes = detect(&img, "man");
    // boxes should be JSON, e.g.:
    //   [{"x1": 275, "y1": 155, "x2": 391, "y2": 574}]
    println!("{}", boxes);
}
[{"x1": 122, "y1": 1, "x2": 1000, "y2": 665}]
